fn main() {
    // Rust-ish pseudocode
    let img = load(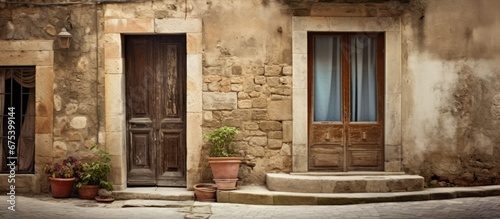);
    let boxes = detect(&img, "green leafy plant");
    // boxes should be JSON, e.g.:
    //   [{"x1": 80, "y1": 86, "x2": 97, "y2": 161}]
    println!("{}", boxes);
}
[
  {"x1": 204, "y1": 126, "x2": 239, "y2": 157},
  {"x1": 76, "y1": 144, "x2": 113, "y2": 191},
  {"x1": 43, "y1": 156, "x2": 82, "y2": 179}
]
